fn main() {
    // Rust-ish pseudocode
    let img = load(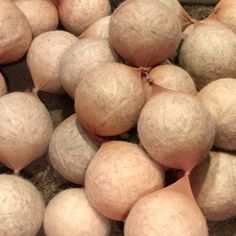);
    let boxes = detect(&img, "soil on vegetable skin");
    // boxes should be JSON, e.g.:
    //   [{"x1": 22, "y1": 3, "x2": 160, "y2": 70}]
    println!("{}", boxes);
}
[{"x1": 0, "y1": 2, "x2": 235, "y2": 236}]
